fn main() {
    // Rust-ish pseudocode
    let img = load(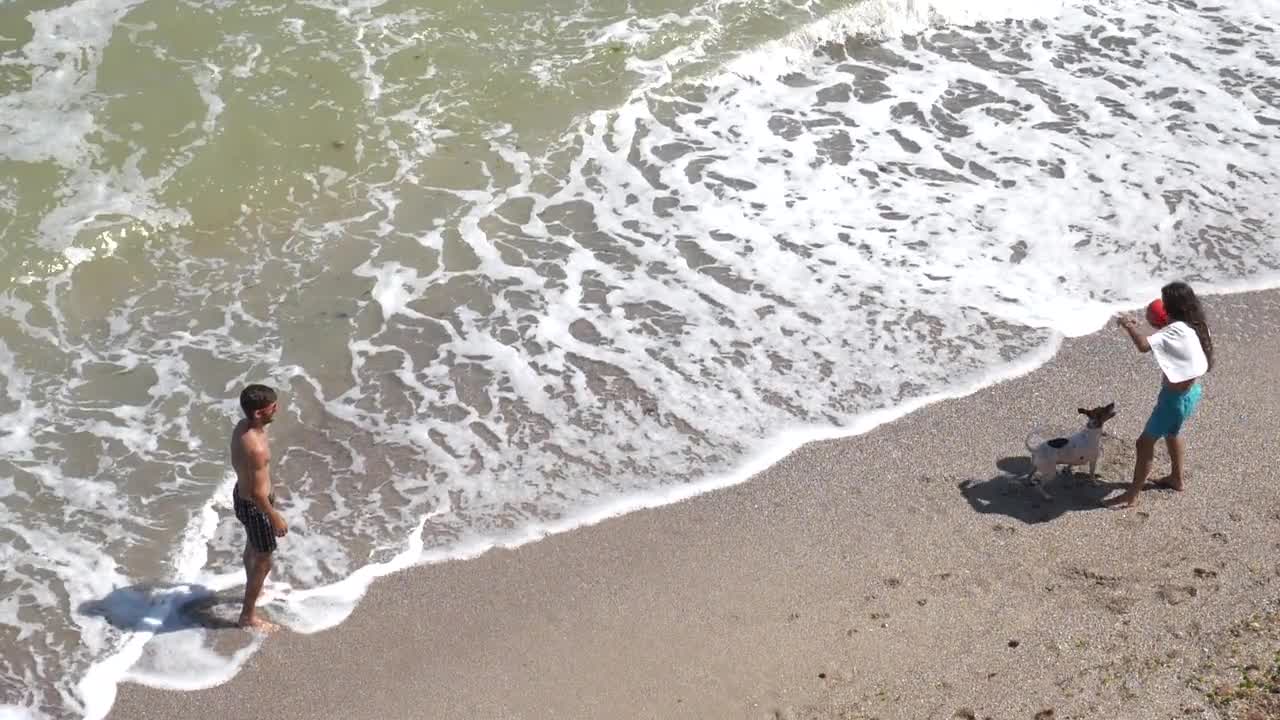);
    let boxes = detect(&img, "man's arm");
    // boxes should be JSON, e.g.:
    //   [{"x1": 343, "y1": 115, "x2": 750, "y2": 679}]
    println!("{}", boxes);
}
[
  {"x1": 1117, "y1": 316, "x2": 1151, "y2": 352},
  {"x1": 248, "y1": 444, "x2": 288, "y2": 537}
]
